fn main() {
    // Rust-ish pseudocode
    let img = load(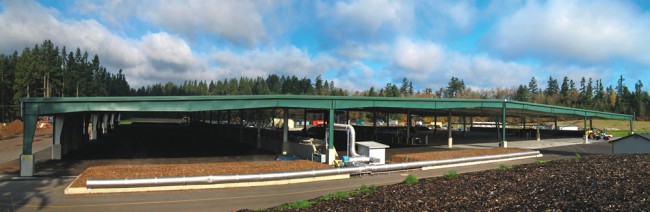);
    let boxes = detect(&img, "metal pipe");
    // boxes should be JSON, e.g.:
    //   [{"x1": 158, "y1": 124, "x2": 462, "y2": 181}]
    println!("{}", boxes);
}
[{"x1": 86, "y1": 151, "x2": 541, "y2": 188}]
